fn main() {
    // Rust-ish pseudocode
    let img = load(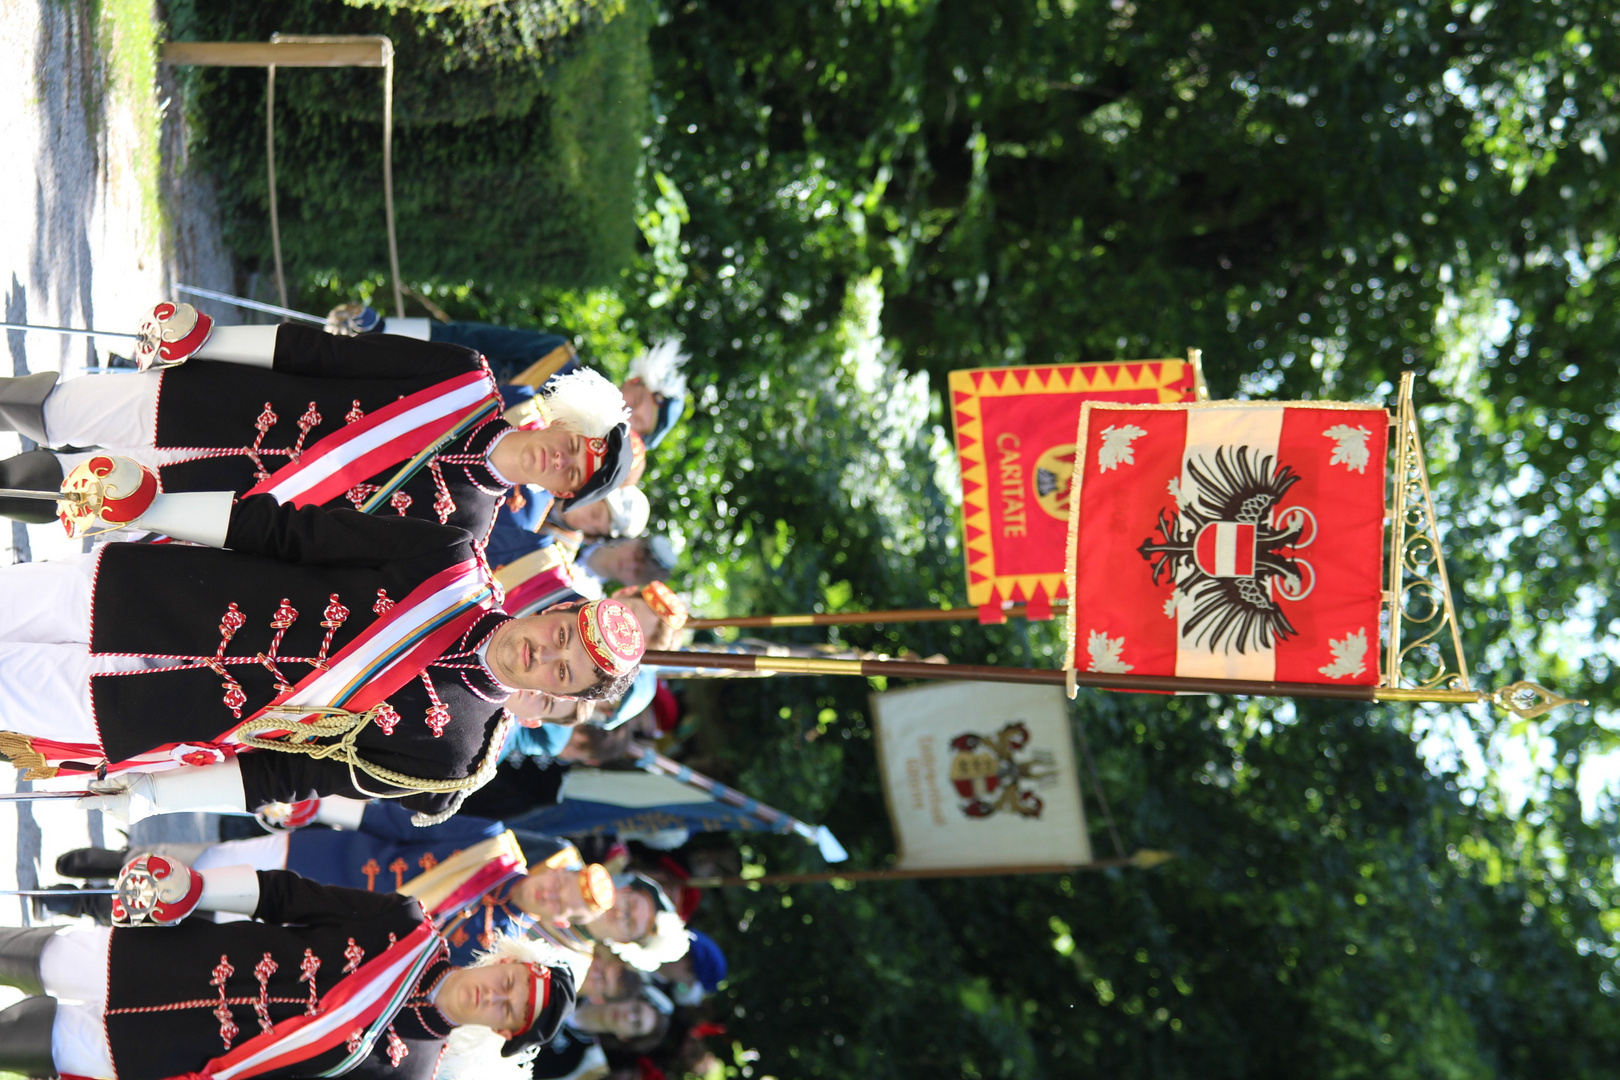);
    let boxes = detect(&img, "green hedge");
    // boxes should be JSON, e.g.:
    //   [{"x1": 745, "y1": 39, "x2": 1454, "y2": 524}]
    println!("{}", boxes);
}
[{"x1": 168, "y1": 0, "x2": 648, "y2": 291}]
